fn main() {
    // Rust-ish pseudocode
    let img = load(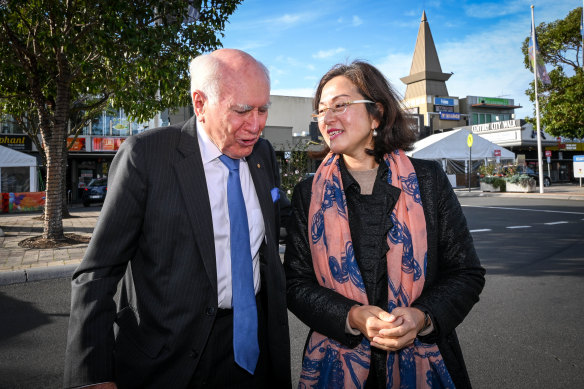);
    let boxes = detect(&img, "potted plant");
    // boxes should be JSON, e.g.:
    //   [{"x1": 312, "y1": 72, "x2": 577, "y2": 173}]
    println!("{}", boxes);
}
[
  {"x1": 504, "y1": 174, "x2": 536, "y2": 192},
  {"x1": 478, "y1": 165, "x2": 505, "y2": 192},
  {"x1": 480, "y1": 175, "x2": 506, "y2": 192}
]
